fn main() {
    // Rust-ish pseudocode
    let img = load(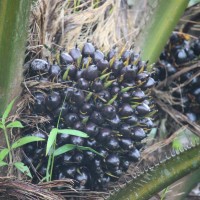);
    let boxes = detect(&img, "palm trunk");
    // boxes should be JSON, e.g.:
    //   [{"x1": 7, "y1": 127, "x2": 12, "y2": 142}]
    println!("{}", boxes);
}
[
  {"x1": 0, "y1": 0, "x2": 31, "y2": 115},
  {"x1": 0, "y1": 0, "x2": 31, "y2": 175}
]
